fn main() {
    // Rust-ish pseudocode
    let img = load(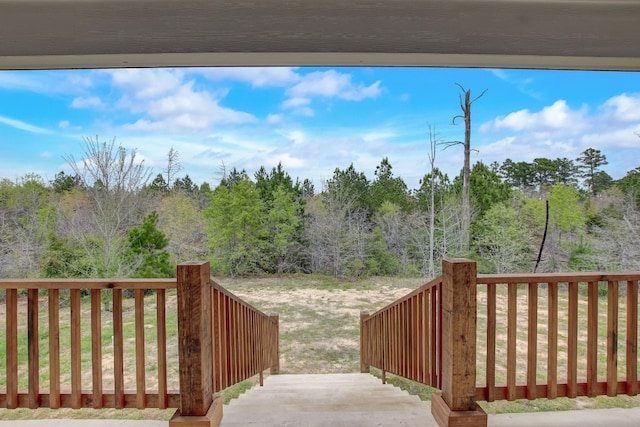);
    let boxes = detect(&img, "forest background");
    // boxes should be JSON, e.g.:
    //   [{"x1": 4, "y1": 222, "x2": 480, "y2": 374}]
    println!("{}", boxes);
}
[{"x1": 1, "y1": 135, "x2": 639, "y2": 281}]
